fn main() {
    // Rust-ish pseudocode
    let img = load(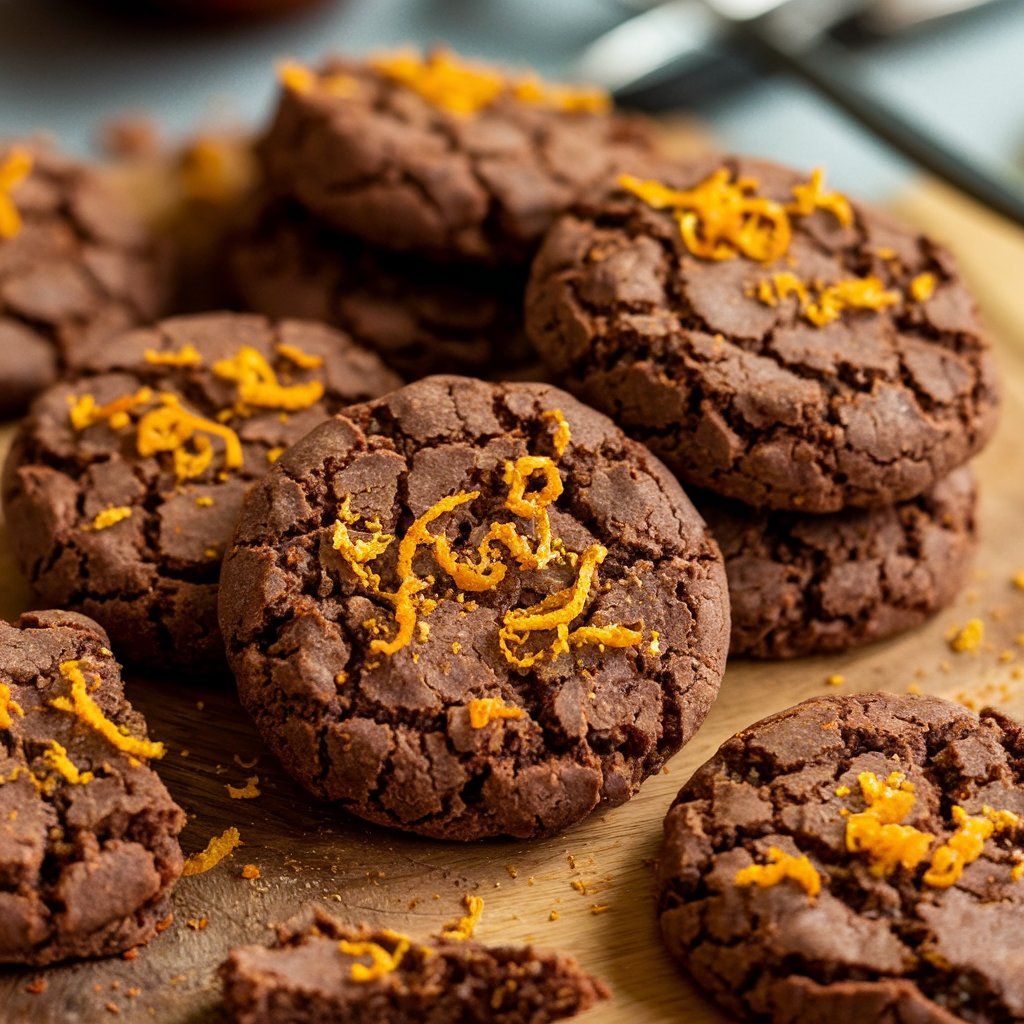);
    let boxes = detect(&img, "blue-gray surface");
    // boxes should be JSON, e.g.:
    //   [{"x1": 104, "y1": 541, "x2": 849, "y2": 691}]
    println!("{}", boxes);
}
[{"x1": 0, "y1": 0, "x2": 1021, "y2": 201}]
